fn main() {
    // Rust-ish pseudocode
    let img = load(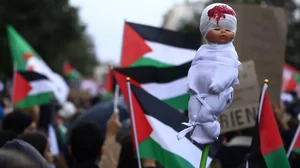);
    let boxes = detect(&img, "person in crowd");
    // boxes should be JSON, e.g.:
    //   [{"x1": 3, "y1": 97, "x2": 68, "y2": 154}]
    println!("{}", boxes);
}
[
  {"x1": 117, "y1": 131, "x2": 139, "y2": 168},
  {"x1": 216, "y1": 128, "x2": 253, "y2": 168},
  {"x1": 68, "y1": 121, "x2": 105, "y2": 168},
  {"x1": 2, "y1": 110, "x2": 37, "y2": 135},
  {"x1": 0, "y1": 130, "x2": 18, "y2": 147},
  {"x1": 100, "y1": 111, "x2": 122, "y2": 168},
  {"x1": 19, "y1": 131, "x2": 54, "y2": 164},
  {"x1": 2, "y1": 139, "x2": 52, "y2": 168},
  {"x1": 0, "y1": 148, "x2": 40, "y2": 168}
]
